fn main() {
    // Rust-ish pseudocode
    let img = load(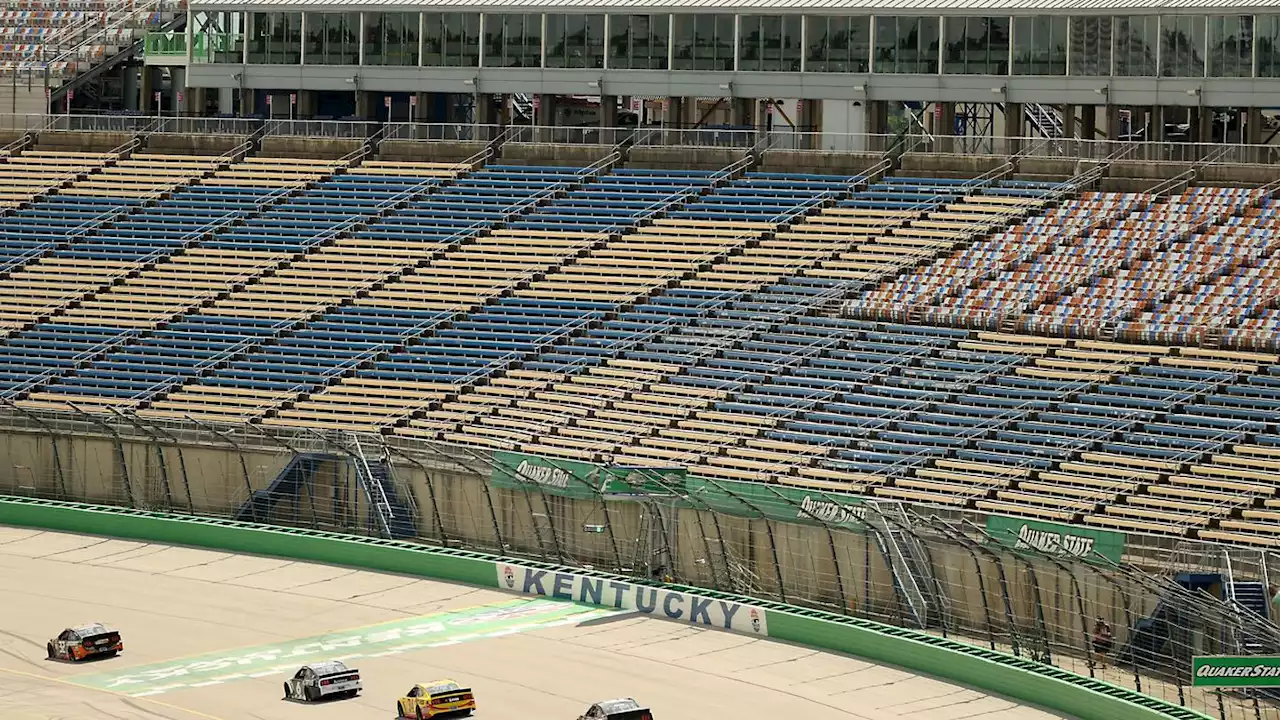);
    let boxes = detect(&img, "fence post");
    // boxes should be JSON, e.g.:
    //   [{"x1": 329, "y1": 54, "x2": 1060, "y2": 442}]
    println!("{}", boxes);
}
[
  {"x1": 108, "y1": 409, "x2": 174, "y2": 509},
  {"x1": 188, "y1": 418, "x2": 254, "y2": 518},
  {"x1": 68, "y1": 403, "x2": 135, "y2": 508}
]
